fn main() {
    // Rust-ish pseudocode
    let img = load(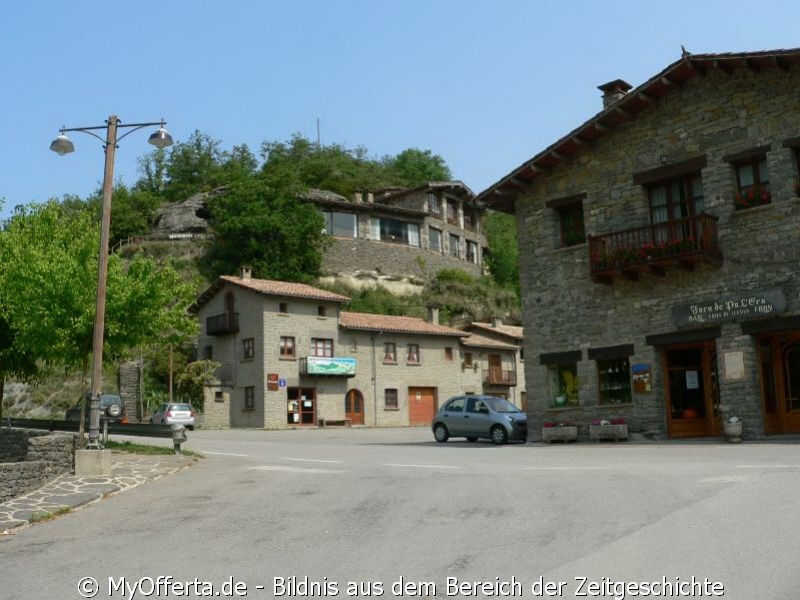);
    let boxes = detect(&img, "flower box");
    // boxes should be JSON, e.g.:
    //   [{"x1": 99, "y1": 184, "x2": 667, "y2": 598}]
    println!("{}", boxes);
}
[
  {"x1": 541, "y1": 425, "x2": 578, "y2": 443},
  {"x1": 589, "y1": 423, "x2": 628, "y2": 442}
]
